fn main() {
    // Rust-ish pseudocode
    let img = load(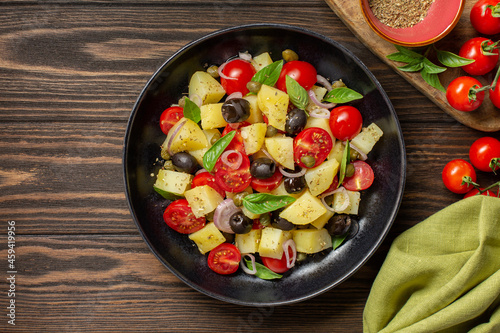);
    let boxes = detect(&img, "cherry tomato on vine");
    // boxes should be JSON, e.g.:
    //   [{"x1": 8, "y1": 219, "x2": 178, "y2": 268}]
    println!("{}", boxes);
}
[
  {"x1": 446, "y1": 77, "x2": 485, "y2": 112},
  {"x1": 489, "y1": 80, "x2": 500, "y2": 108},
  {"x1": 159, "y1": 106, "x2": 183, "y2": 134},
  {"x1": 276, "y1": 60, "x2": 317, "y2": 92},
  {"x1": 470, "y1": 0, "x2": 500, "y2": 35},
  {"x1": 342, "y1": 160, "x2": 375, "y2": 191},
  {"x1": 207, "y1": 243, "x2": 241, "y2": 275},
  {"x1": 293, "y1": 127, "x2": 333, "y2": 168},
  {"x1": 464, "y1": 188, "x2": 498, "y2": 198},
  {"x1": 214, "y1": 150, "x2": 252, "y2": 193},
  {"x1": 442, "y1": 159, "x2": 477, "y2": 194},
  {"x1": 220, "y1": 59, "x2": 256, "y2": 95},
  {"x1": 469, "y1": 136, "x2": 500, "y2": 172},
  {"x1": 163, "y1": 199, "x2": 206, "y2": 234},
  {"x1": 261, "y1": 247, "x2": 294, "y2": 274},
  {"x1": 459, "y1": 37, "x2": 499, "y2": 76},
  {"x1": 329, "y1": 106, "x2": 363, "y2": 141},
  {"x1": 191, "y1": 172, "x2": 226, "y2": 198}
]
